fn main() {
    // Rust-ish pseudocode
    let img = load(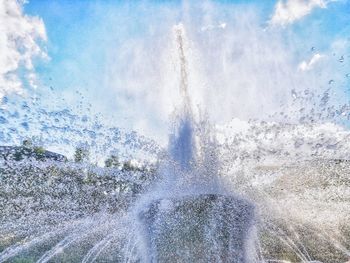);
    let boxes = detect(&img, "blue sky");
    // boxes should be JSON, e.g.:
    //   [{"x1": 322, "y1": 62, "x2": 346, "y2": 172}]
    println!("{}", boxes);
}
[
  {"x1": 1, "y1": 0, "x2": 349, "y2": 154},
  {"x1": 23, "y1": 0, "x2": 349, "y2": 88}
]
